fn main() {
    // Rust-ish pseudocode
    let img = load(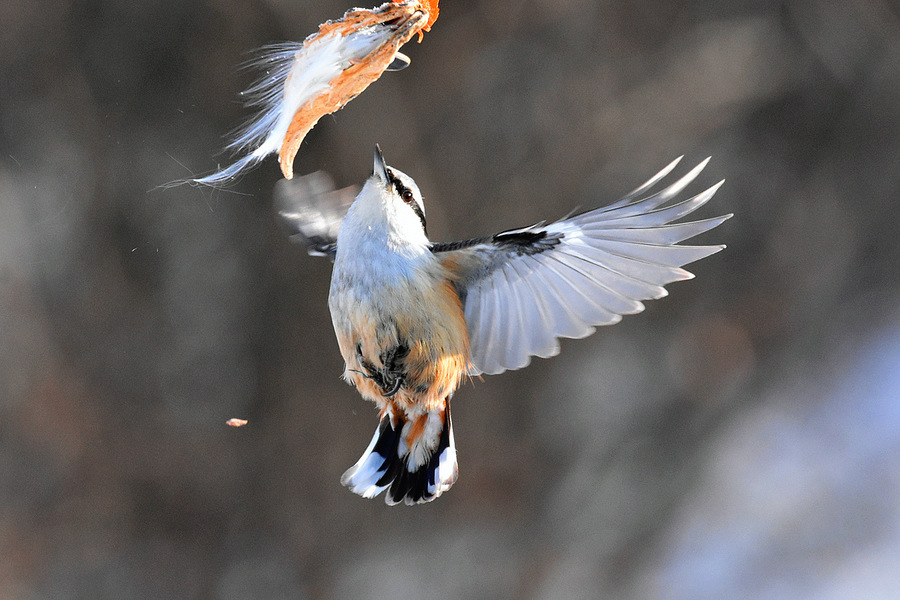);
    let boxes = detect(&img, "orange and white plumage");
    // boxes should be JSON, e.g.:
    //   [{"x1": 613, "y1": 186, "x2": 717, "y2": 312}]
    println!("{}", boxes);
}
[
  {"x1": 278, "y1": 147, "x2": 730, "y2": 504},
  {"x1": 193, "y1": 1, "x2": 436, "y2": 185},
  {"x1": 325, "y1": 152, "x2": 466, "y2": 503}
]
